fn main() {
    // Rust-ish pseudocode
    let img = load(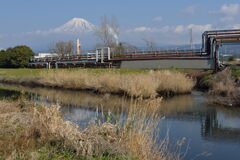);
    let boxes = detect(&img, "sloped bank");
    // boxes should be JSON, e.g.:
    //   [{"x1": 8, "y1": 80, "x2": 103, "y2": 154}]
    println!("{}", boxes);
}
[
  {"x1": 0, "y1": 69, "x2": 195, "y2": 98},
  {"x1": 207, "y1": 68, "x2": 240, "y2": 107}
]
